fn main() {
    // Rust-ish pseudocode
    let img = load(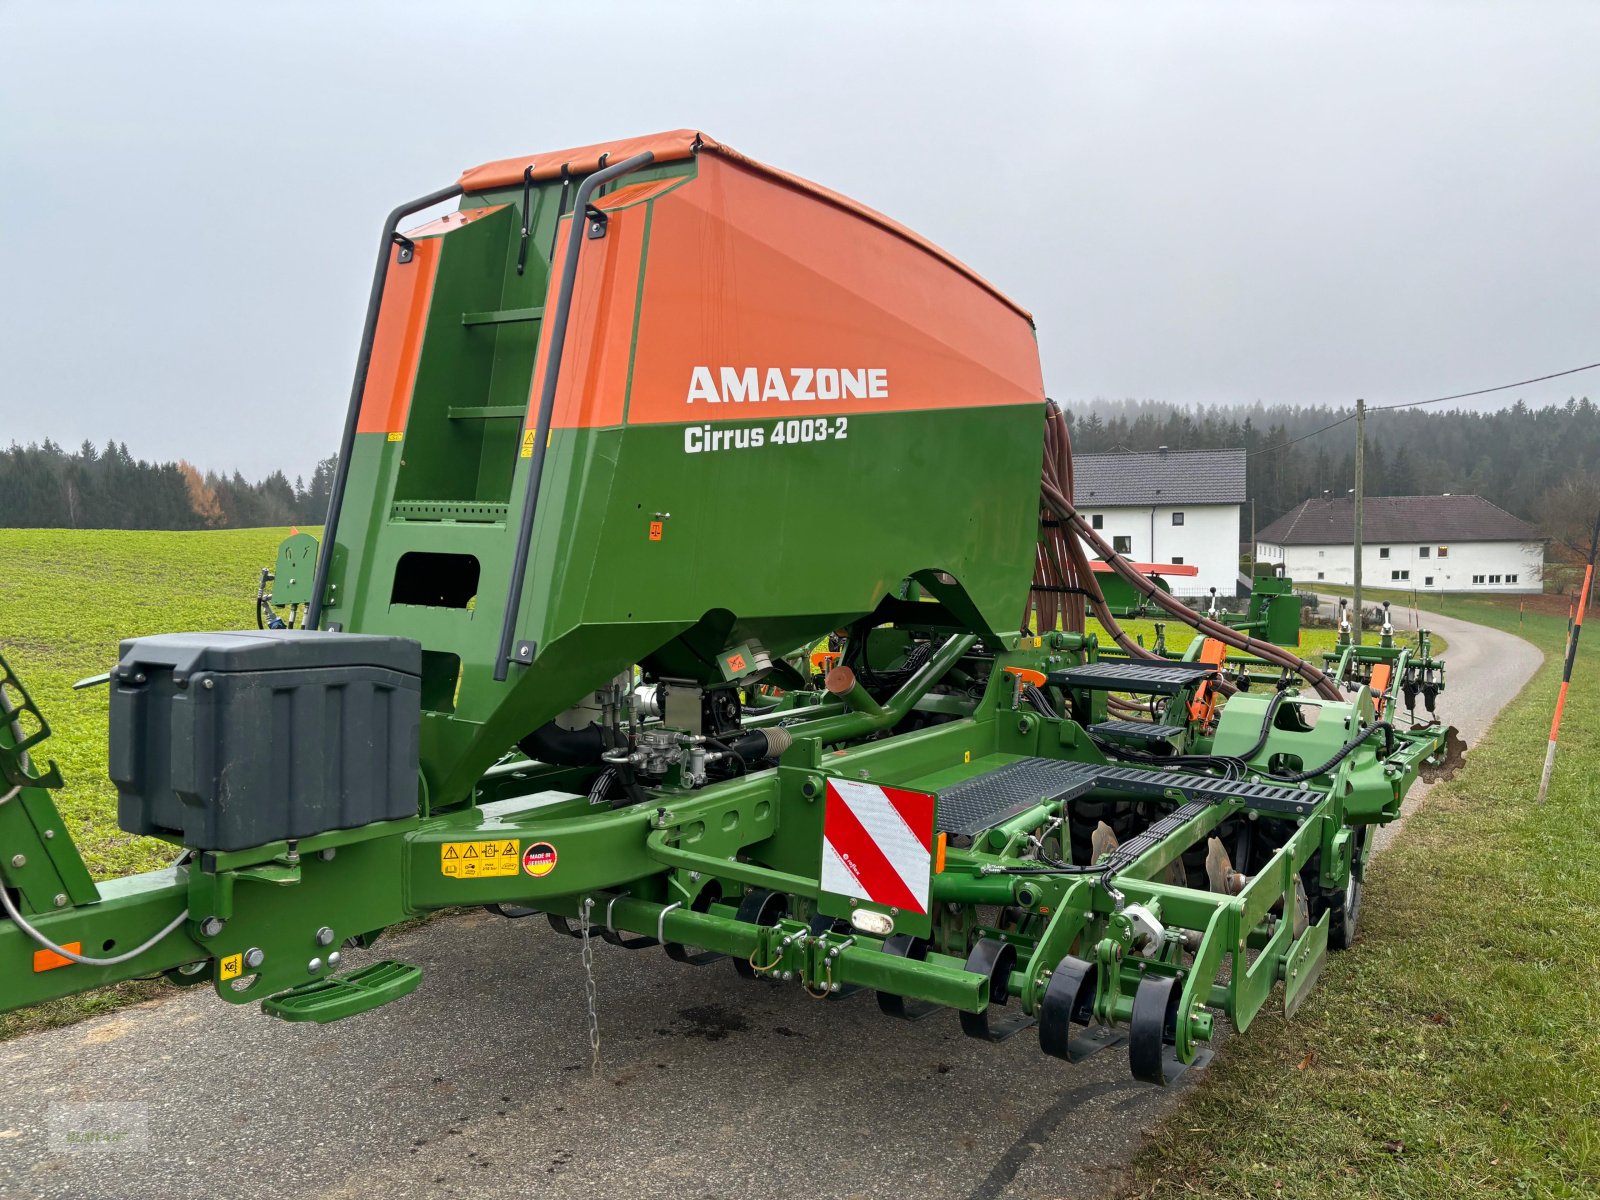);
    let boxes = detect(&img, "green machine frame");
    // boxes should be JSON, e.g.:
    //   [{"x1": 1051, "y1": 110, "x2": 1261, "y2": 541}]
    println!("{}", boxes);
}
[{"x1": 0, "y1": 132, "x2": 1458, "y2": 1086}]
